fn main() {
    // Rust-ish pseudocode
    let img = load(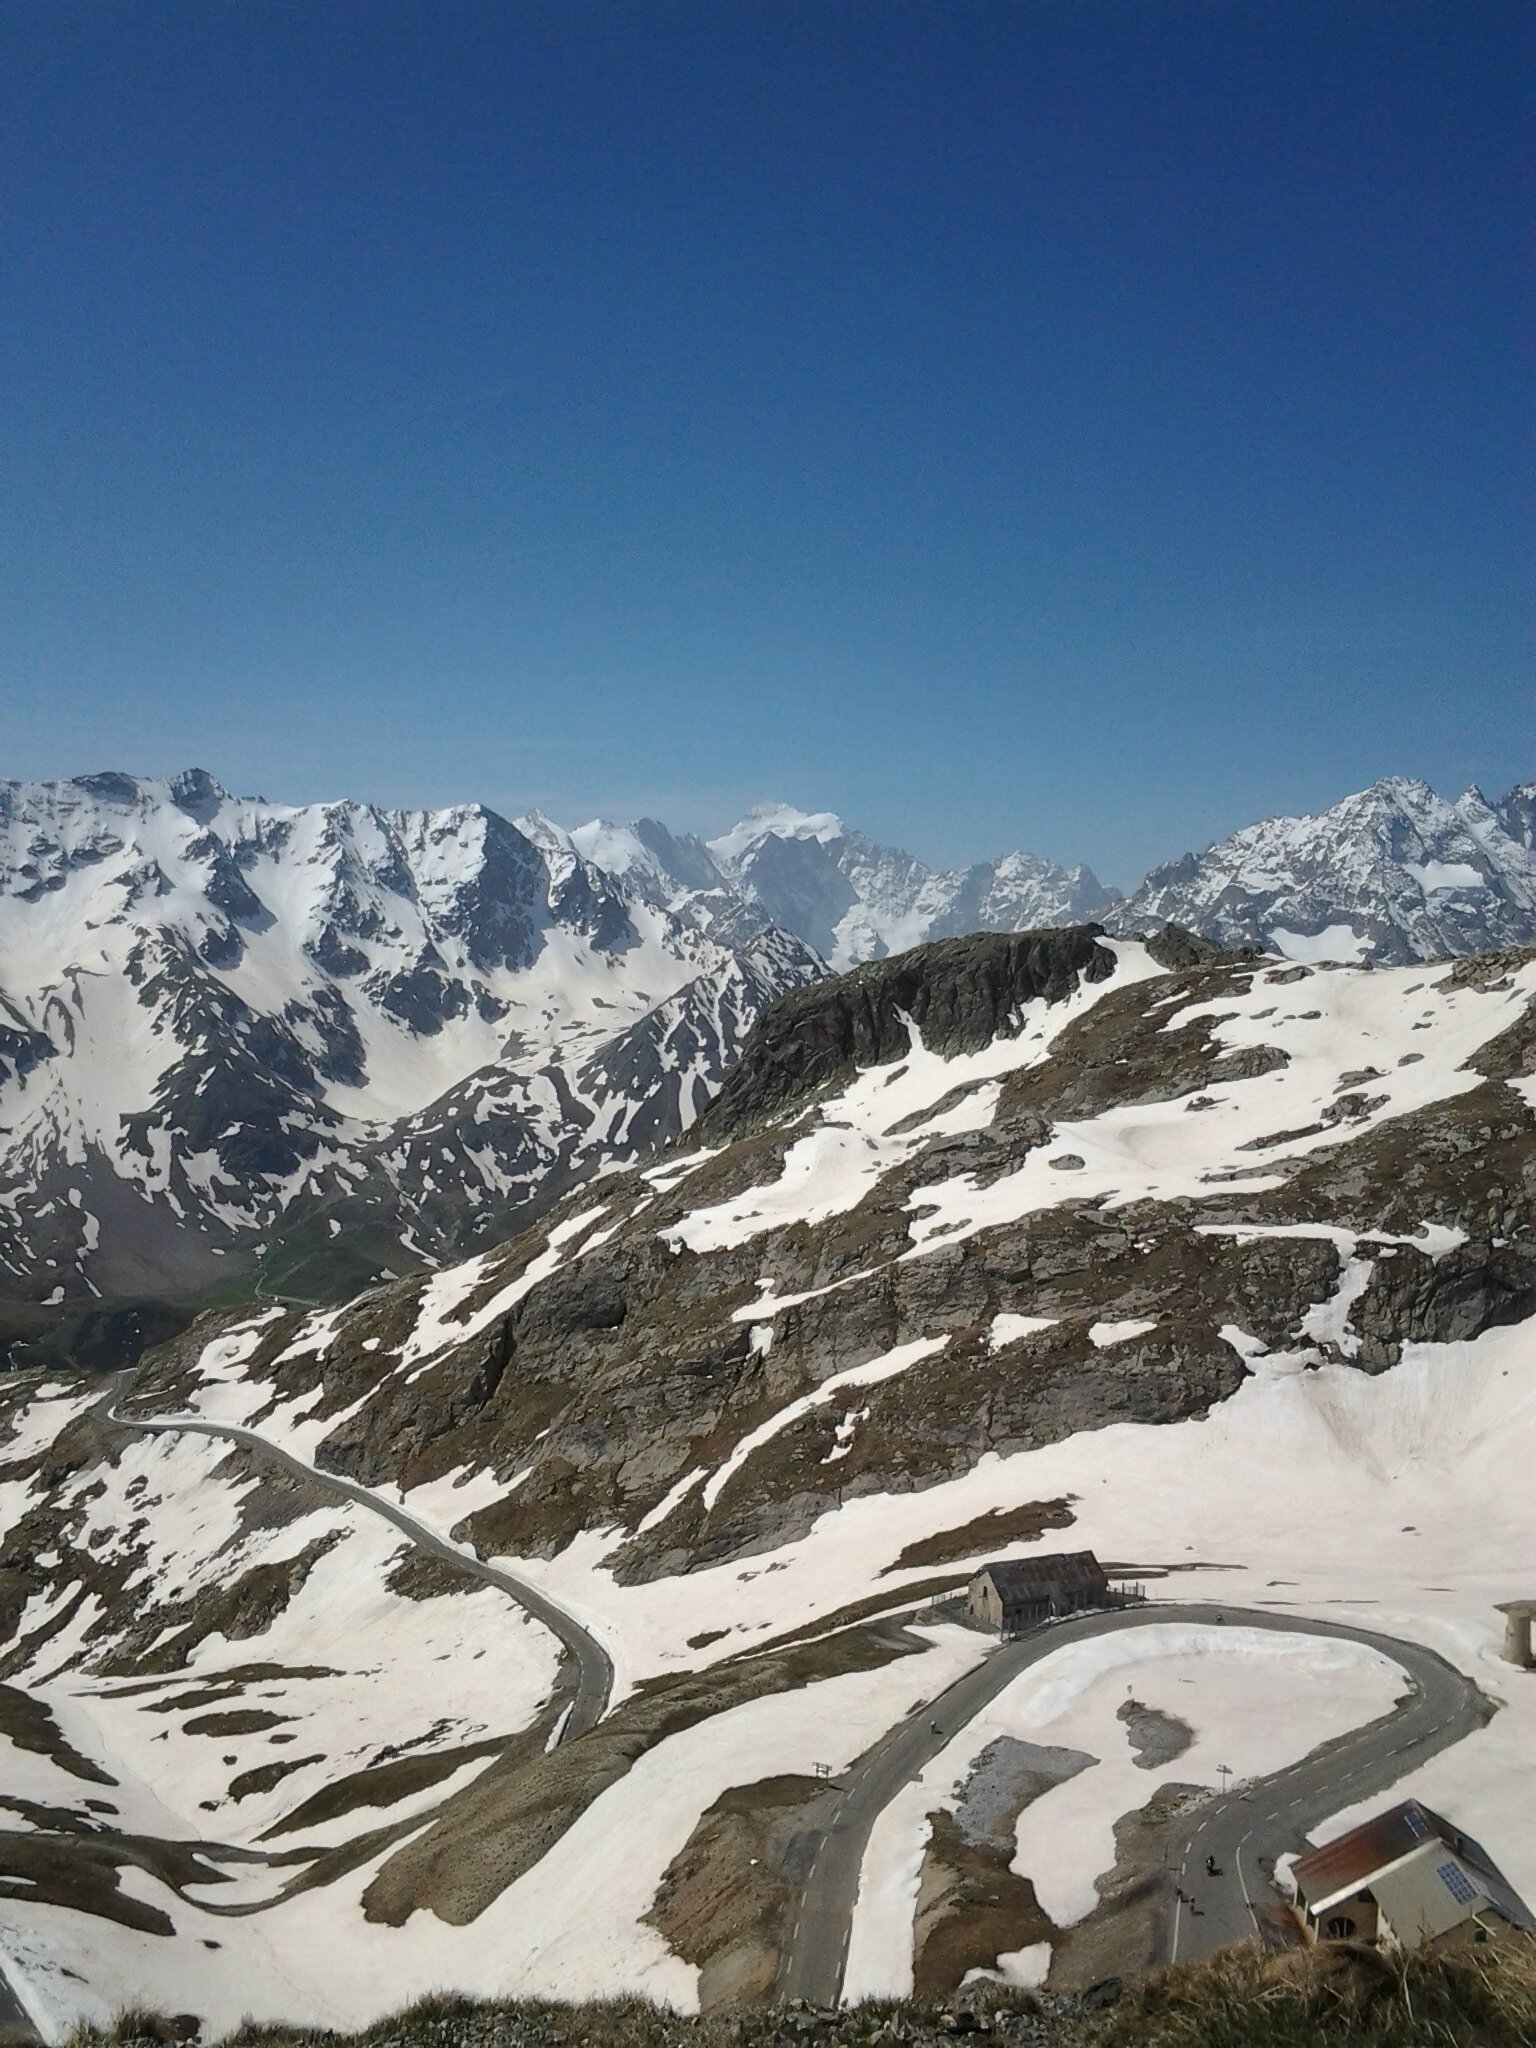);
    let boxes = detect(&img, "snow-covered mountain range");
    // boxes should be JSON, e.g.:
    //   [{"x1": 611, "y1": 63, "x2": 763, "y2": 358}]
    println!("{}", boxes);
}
[
  {"x1": 575, "y1": 778, "x2": 1536, "y2": 974},
  {"x1": 0, "y1": 767, "x2": 1532, "y2": 1342},
  {"x1": 0, "y1": 770, "x2": 821, "y2": 1334},
  {"x1": 567, "y1": 801, "x2": 1118, "y2": 972},
  {"x1": 697, "y1": 803, "x2": 1116, "y2": 968},
  {"x1": 1112, "y1": 776, "x2": 1536, "y2": 965}
]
